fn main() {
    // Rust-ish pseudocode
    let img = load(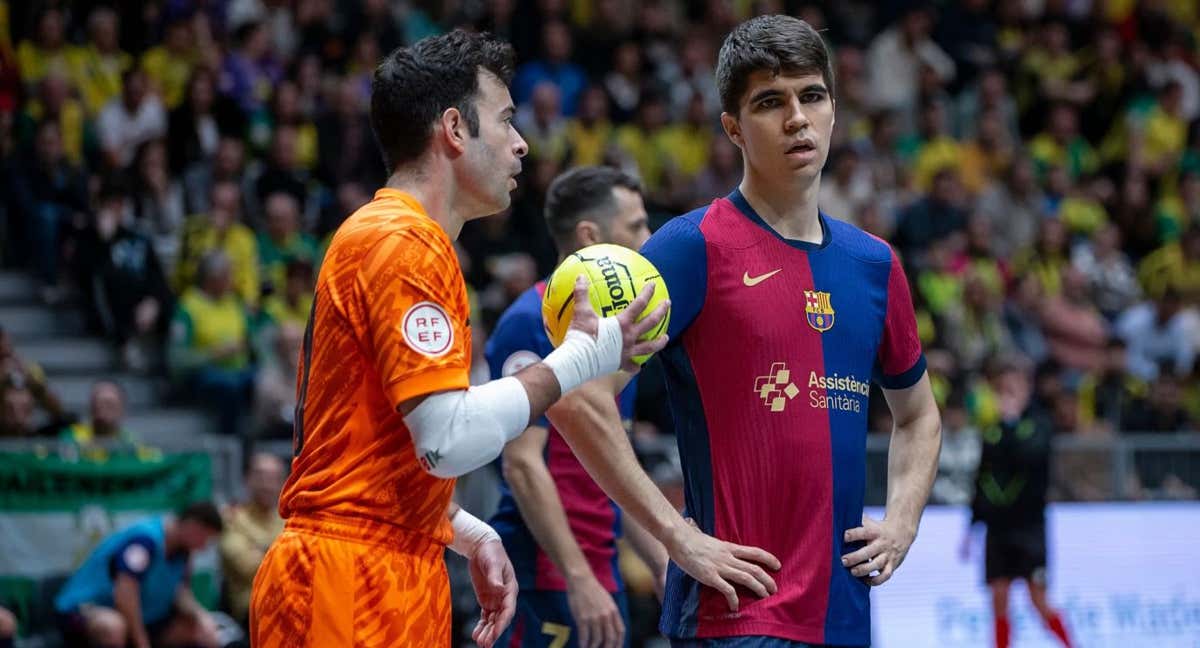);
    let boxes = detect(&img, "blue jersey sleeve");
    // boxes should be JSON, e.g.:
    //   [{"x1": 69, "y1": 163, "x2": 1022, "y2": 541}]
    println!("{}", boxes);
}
[
  {"x1": 109, "y1": 535, "x2": 156, "y2": 582},
  {"x1": 639, "y1": 212, "x2": 707, "y2": 345},
  {"x1": 485, "y1": 294, "x2": 555, "y2": 428},
  {"x1": 873, "y1": 250, "x2": 926, "y2": 389}
]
